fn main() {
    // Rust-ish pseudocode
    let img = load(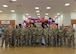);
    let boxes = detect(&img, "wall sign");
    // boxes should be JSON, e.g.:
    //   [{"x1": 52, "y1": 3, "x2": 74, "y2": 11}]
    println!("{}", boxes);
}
[{"x1": 1, "y1": 20, "x2": 10, "y2": 24}]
